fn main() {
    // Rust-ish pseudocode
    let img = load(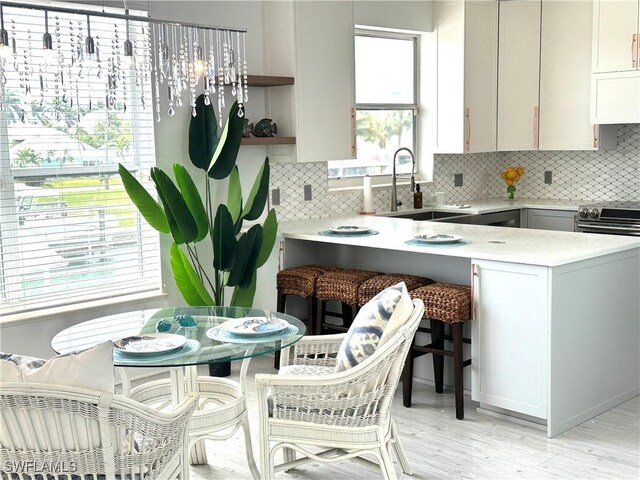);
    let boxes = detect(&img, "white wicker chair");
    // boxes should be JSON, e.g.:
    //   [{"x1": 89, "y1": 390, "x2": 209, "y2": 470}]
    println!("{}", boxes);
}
[
  {"x1": 0, "y1": 383, "x2": 197, "y2": 480},
  {"x1": 255, "y1": 299, "x2": 424, "y2": 480}
]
